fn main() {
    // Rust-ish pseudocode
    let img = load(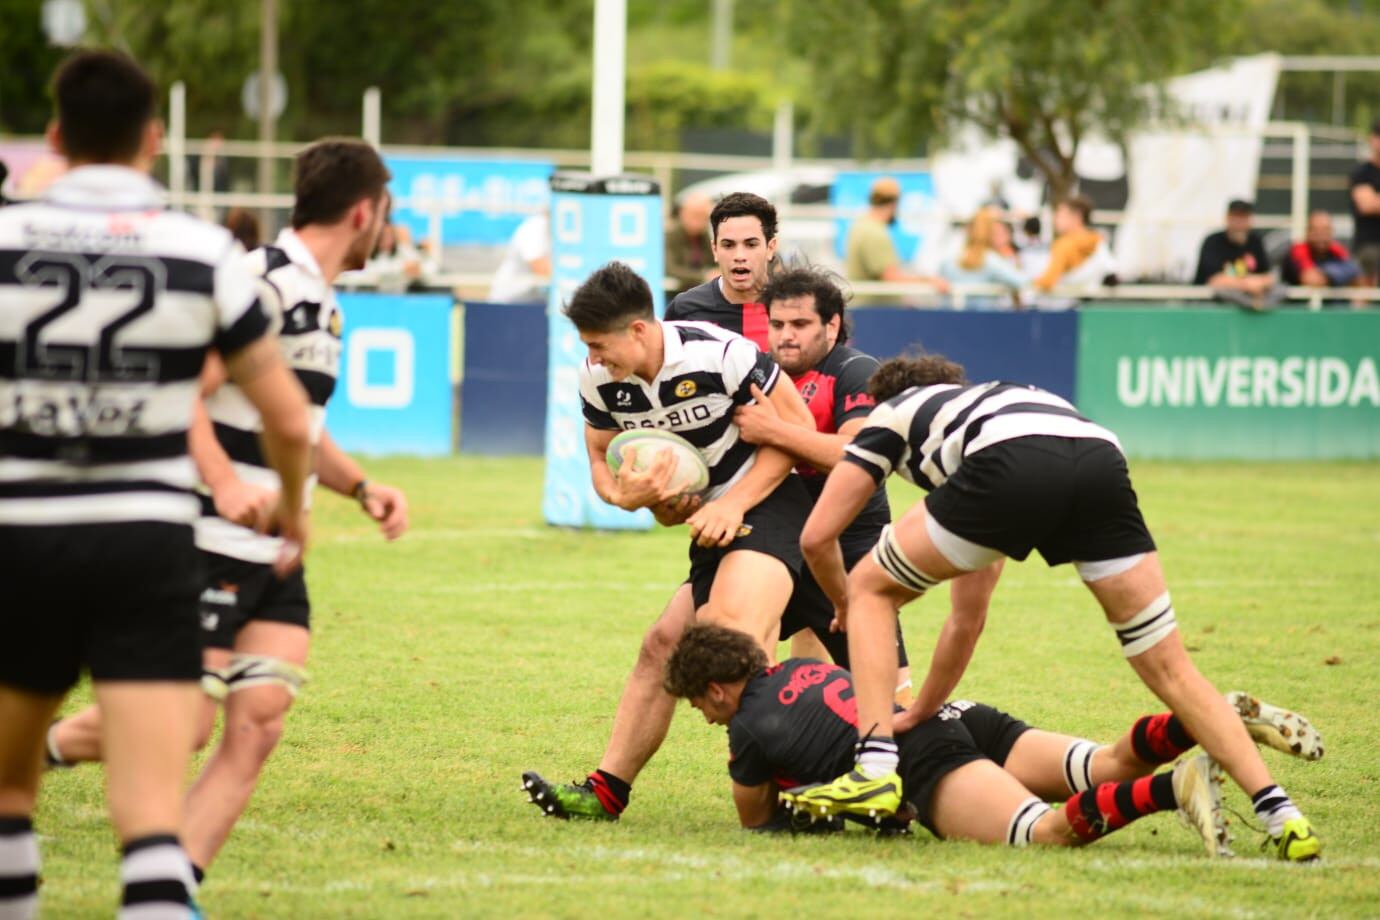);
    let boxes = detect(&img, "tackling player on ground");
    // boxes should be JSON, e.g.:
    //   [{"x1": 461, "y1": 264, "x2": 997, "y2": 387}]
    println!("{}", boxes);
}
[
  {"x1": 44, "y1": 139, "x2": 409, "y2": 888},
  {"x1": 782, "y1": 353, "x2": 1323, "y2": 861},
  {"x1": 666, "y1": 625, "x2": 1322, "y2": 854},
  {"x1": 0, "y1": 51, "x2": 312, "y2": 918}
]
